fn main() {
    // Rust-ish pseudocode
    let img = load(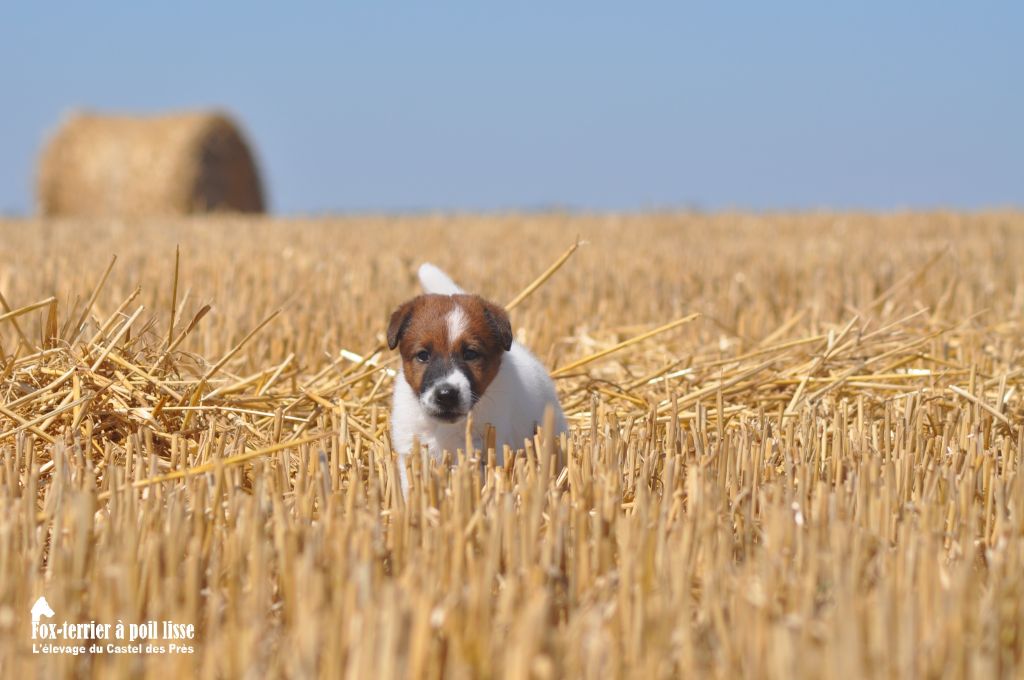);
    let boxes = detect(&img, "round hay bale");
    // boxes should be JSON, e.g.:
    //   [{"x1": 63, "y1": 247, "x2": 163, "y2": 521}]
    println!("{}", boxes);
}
[{"x1": 37, "y1": 111, "x2": 266, "y2": 217}]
